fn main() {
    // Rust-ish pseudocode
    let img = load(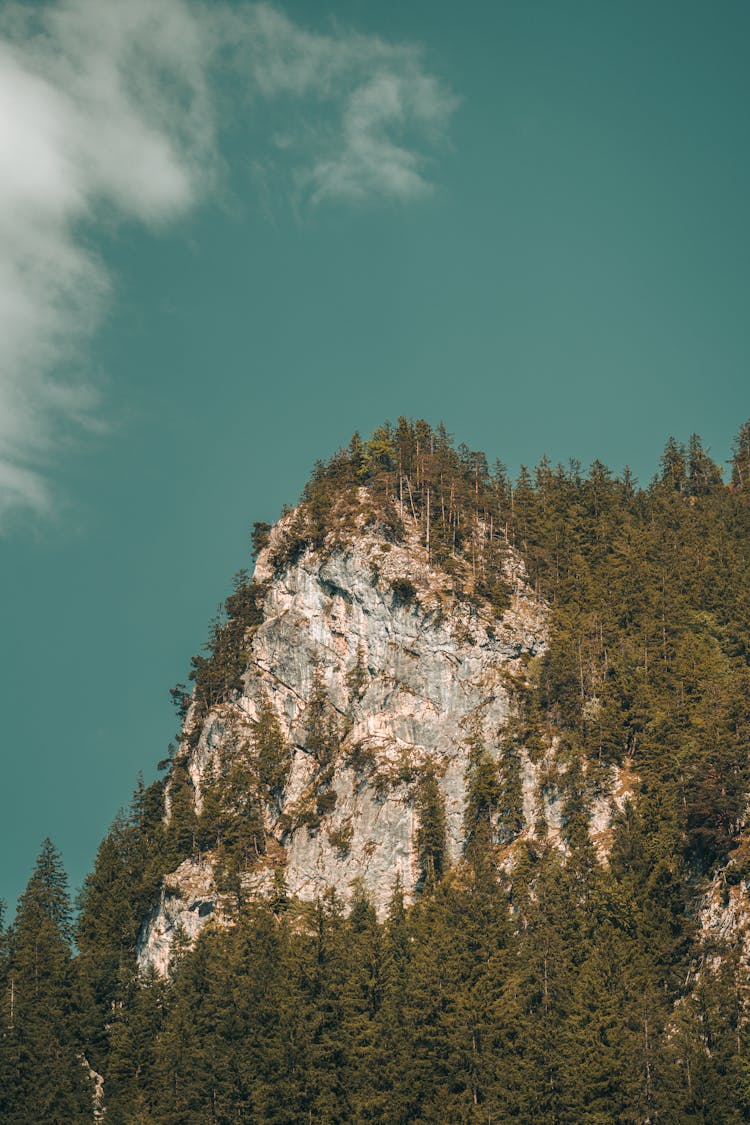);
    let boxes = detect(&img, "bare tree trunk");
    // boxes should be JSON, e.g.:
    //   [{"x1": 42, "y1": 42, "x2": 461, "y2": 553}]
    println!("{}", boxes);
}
[
  {"x1": 426, "y1": 488, "x2": 431, "y2": 562},
  {"x1": 404, "y1": 476, "x2": 418, "y2": 522}
]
